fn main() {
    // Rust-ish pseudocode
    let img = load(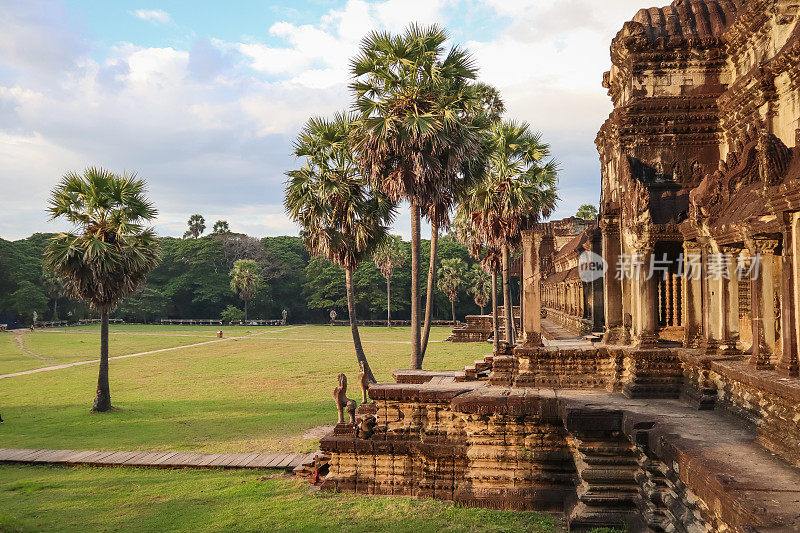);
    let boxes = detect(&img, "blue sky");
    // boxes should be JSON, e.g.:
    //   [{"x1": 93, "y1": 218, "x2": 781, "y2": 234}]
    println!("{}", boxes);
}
[{"x1": 0, "y1": 0, "x2": 650, "y2": 240}]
